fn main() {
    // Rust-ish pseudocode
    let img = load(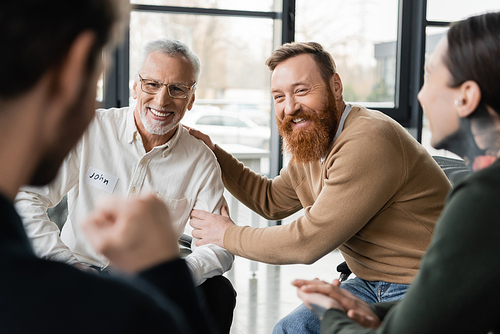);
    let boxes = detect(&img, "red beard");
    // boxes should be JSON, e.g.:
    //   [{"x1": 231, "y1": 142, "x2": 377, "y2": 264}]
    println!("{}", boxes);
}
[{"x1": 277, "y1": 92, "x2": 339, "y2": 163}]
